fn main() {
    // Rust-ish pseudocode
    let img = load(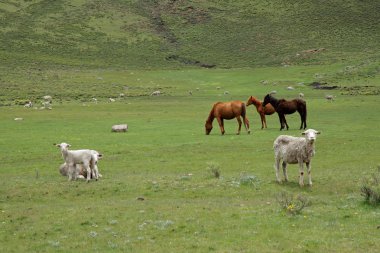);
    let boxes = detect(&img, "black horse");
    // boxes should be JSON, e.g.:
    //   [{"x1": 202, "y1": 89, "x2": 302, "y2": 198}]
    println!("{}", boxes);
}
[{"x1": 262, "y1": 94, "x2": 307, "y2": 130}]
